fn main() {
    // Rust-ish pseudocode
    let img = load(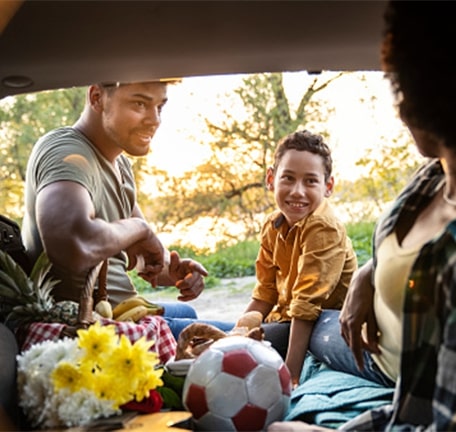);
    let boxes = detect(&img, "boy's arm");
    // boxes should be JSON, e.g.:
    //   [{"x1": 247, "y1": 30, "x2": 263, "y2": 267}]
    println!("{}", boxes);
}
[
  {"x1": 244, "y1": 298, "x2": 273, "y2": 318},
  {"x1": 285, "y1": 318, "x2": 314, "y2": 388}
]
